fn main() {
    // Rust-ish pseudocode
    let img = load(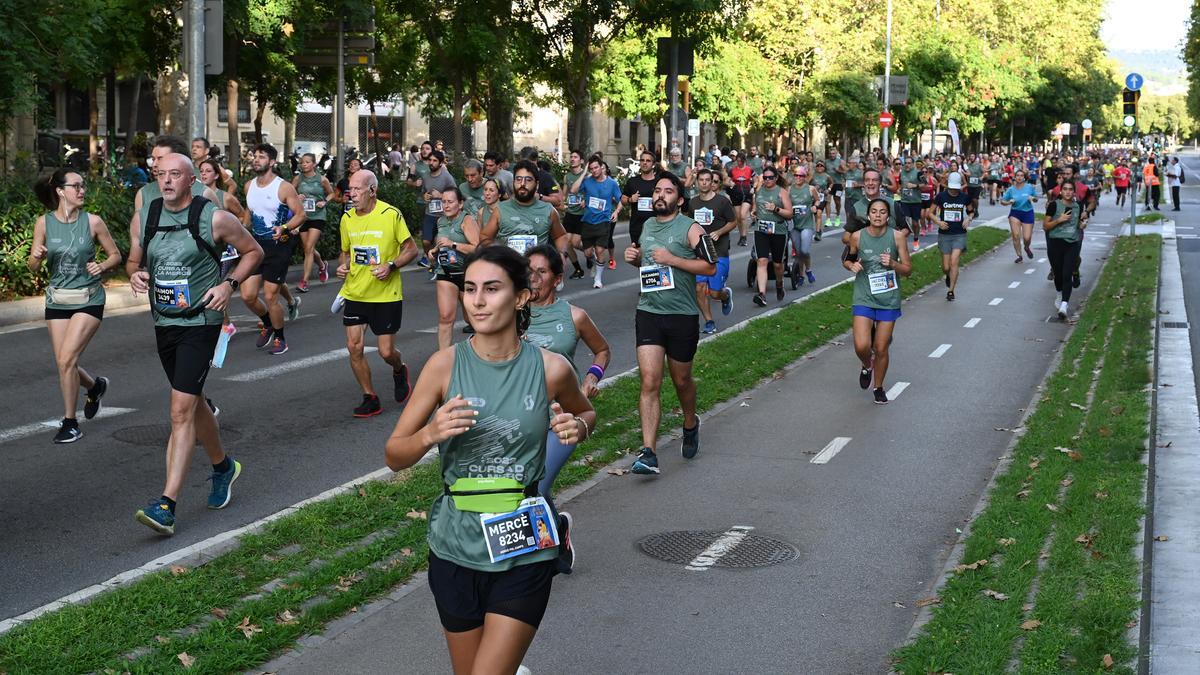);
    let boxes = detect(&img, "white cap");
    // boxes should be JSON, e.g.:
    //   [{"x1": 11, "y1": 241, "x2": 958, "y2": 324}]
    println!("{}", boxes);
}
[{"x1": 947, "y1": 172, "x2": 964, "y2": 189}]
